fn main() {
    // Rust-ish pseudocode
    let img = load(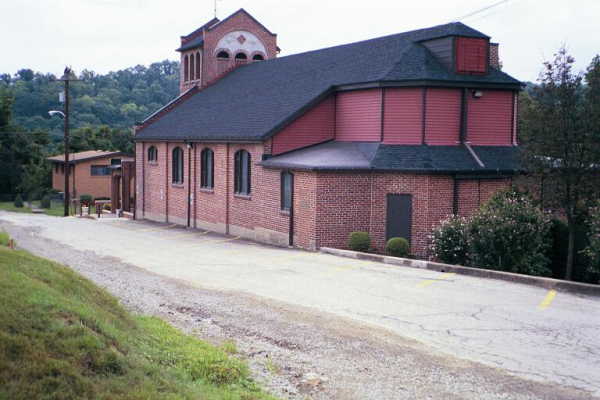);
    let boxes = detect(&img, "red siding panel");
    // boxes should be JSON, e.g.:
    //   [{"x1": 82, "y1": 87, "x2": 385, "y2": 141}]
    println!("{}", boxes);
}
[
  {"x1": 425, "y1": 88, "x2": 461, "y2": 145},
  {"x1": 456, "y1": 37, "x2": 488, "y2": 74},
  {"x1": 272, "y1": 96, "x2": 335, "y2": 155},
  {"x1": 335, "y1": 89, "x2": 382, "y2": 141},
  {"x1": 383, "y1": 88, "x2": 423, "y2": 145},
  {"x1": 467, "y1": 90, "x2": 513, "y2": 146}
]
